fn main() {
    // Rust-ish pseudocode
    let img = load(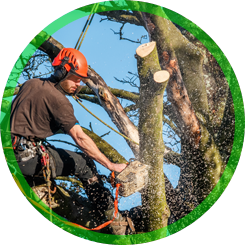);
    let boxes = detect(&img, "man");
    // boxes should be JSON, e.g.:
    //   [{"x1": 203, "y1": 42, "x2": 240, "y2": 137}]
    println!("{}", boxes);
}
[{"x1": 10, "y1": 48, "x2": 127, "y2": 234}]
